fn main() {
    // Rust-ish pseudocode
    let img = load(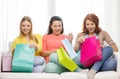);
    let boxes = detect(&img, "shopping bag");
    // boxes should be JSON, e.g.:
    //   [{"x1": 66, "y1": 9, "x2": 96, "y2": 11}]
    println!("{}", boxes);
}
[
  {"x1": 62, "y1": 38, "x2": 77, "y2": 59},
  {"x1": 2, "y1": 51, "x2": 12, "y2": 71},
  {"x1": 56, "y1": 47, "x2": 78, "y2": 71},
  {"x1": 12, "y1": 44, "x2": 35, "y2": 72},
  {"x1": 80, "y1": 36, "x2": 102, "y2": 67}
]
